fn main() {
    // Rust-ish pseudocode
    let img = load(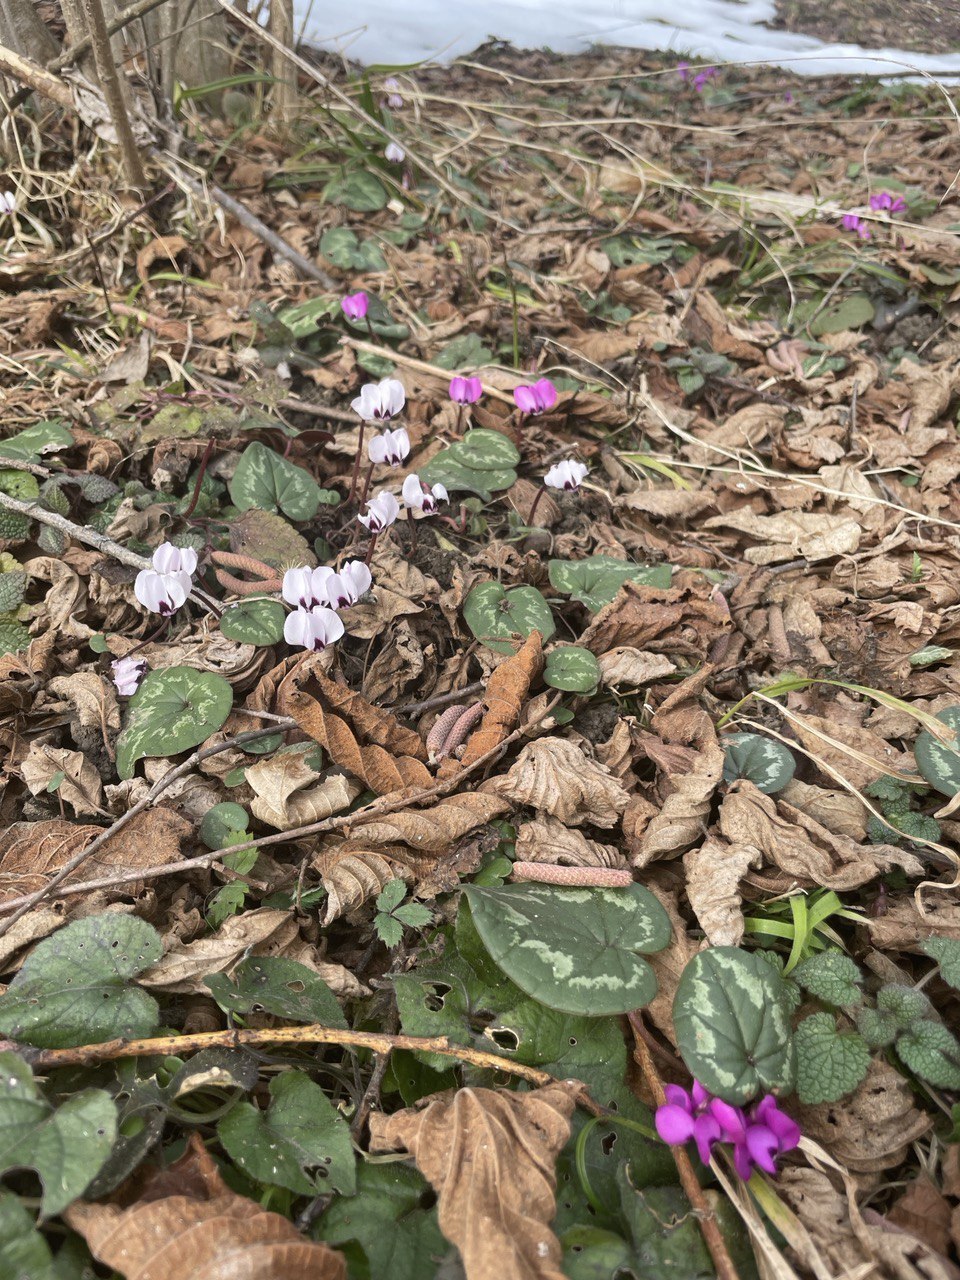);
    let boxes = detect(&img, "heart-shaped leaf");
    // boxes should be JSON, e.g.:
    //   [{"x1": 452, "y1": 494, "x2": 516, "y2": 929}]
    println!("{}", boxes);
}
[
  {"x1": 420, "y1": 452, "x2": 516, "y2": 501},
  {"x1": 220, "y1": 599, "x2": 286, "y2": 646},
  {"x1": 205, "y1": 955, "x2": 347, "y2": 1027},
  {"x1": 0, "y1": 1053, "x2": 116, "y2": 1217},
  {"x1": 463, "y1": 582, "x2": 555, "y2": 655},
  {"x1": 116, "y1": 666, "x2": 233, "y2": 780},
  {"x1": 218, "y1": 1069, "x2": 355, "y2": 1195},
  {"x1": 914, "y1": 705, "x2": 960, "y2": 796},
  {"x1": 464, "y1": 883, "x2": 672, "y2": 1016},
  {"x1": 543, "y1": 646, "x2": 601, "y2": 693},
  {"x1": 673, "y1": 947, "x2": 796, "y2": 1104},
  {"x1": 200, "y1": 801, "x2": 251, "y2": 850},
  {"x1": 0, "y1": 913, "x2": 161, "y2": 1048},
  {"x1": 452, "y1": 429, "x2": 520, "y2": 471},
  {"x1": 323, "y1": 169, "x2": 388, "y2": 212},
  {"x1": 548, "y1": 556, "x2": 672, "y2": 612},
  {"x1": 722, "y1": 732, "x2": 796, "y2": 794},
  {"x1": 794, "y1": 1013, "x2": 870, "y2": 1104},
  {"x1": 229, "y1": 441, "x2": 322, "y2": 521}
]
